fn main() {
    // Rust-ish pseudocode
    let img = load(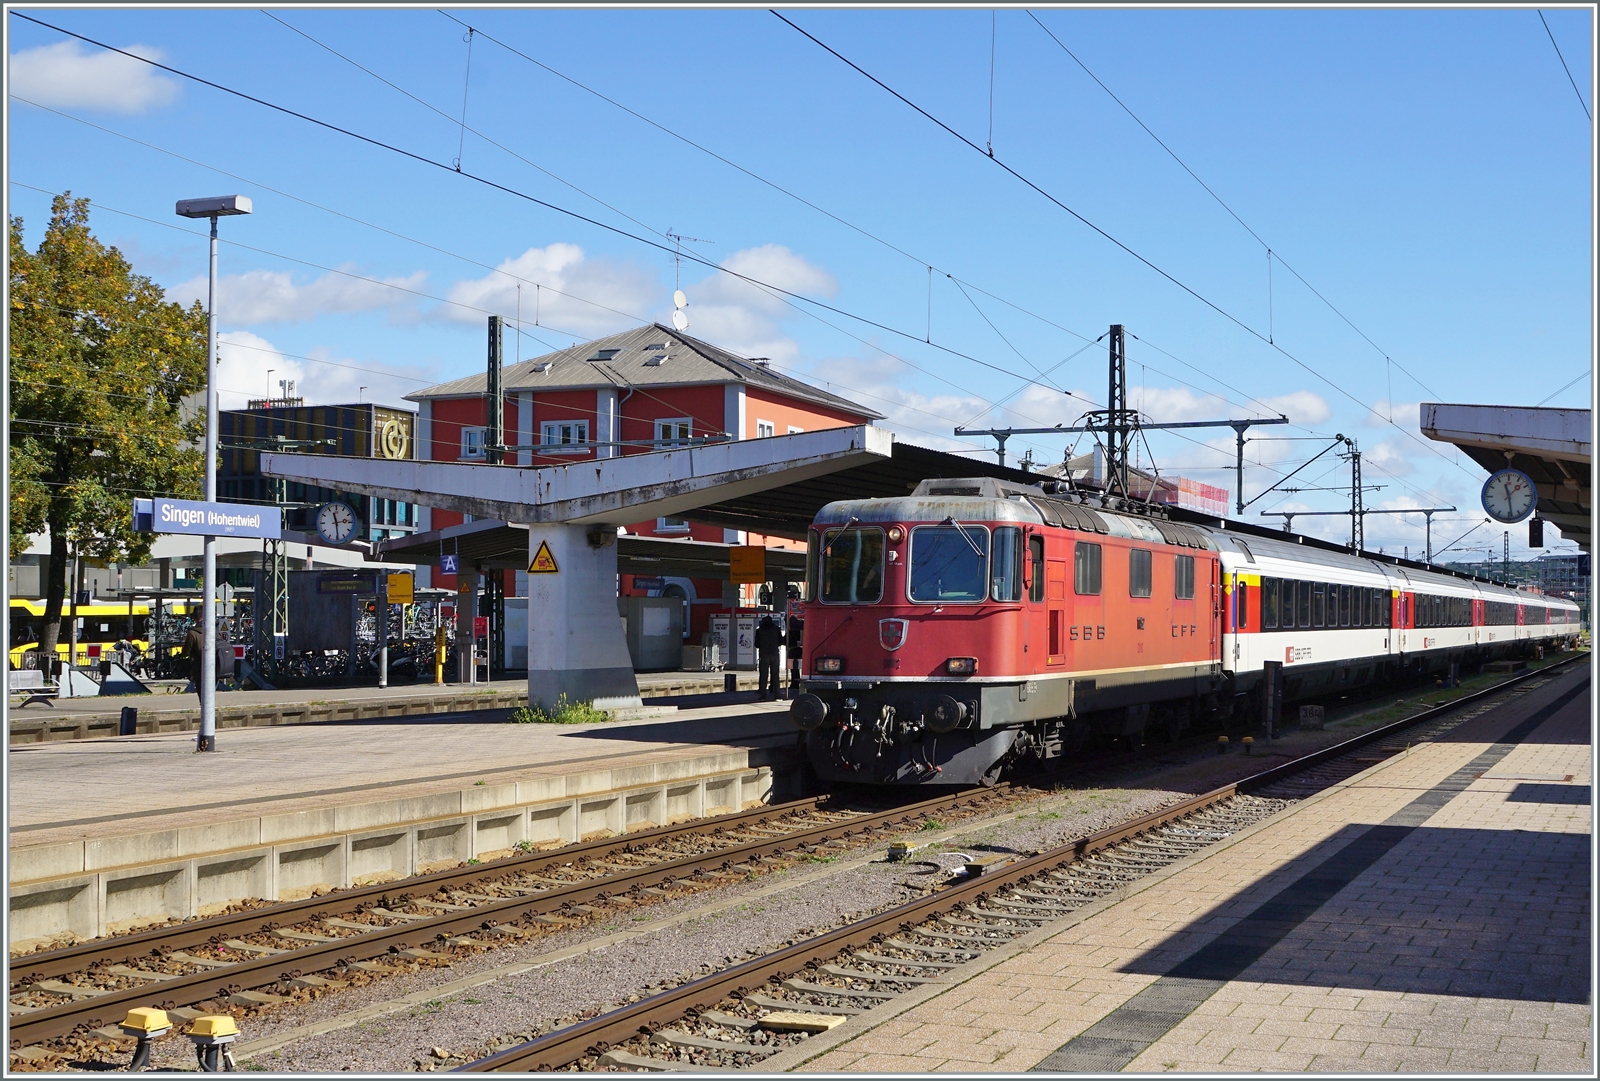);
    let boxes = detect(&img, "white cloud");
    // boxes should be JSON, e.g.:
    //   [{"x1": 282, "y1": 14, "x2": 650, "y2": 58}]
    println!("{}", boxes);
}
[
  {"x1": 171, "y1": 266, "x2": 429, "y2": 325},
  {"x1": 678, "y1": 245, "x2": 837, "y2": 365},
  {"x1": 1256, "y1": 390, "x2": 1331, "y2": 426},
  {"x1": 216, "y1": 331, "x2": 433, "y2": 410},
  {"x1": 10, "y1": 40, "x2": 179, "y2": 114},
  {"x1": 443, "y1": 243, "x2": 655, "y2": 341}
]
